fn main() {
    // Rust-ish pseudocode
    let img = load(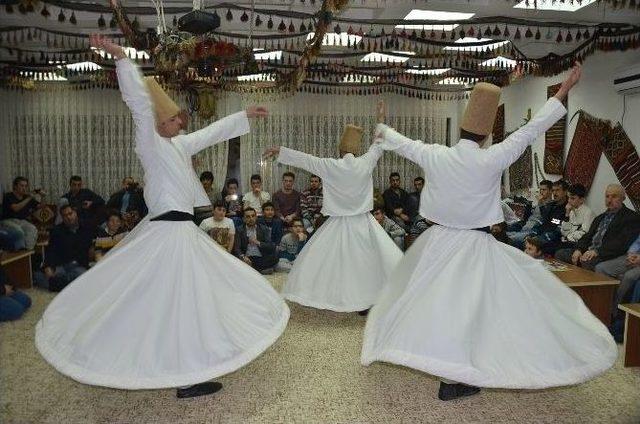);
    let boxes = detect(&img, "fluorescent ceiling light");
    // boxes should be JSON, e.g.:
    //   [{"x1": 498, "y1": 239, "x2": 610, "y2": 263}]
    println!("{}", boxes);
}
[
  {"x1": 406, "y1": 68, "x2": 450, "y2": 75},
  {"x1": 513, "y1": 0, "x2": 597, "y2": 12},
  {"x1": 307, "y1": 32, "x2": 362, "y2": 46},
  {"x1": 21, "y1": 71, "x2": 67, "y2": 81},
  {"x1": 438, "y1": 77, "x2": 477, "y2": 85},
  {"x1": 396, "y1": 10, "x2": 475, "y2": 31},
  {"x1": 342, "y1": 74, "x2": 378, "y2": 83},
  {"x1": 237, "y1": 73, "x2": 275, "y2": 82},
  {"x1": 361, "y1": 52, "x2": 411, "y2": 63},
  {"x1": 91, "y1": 46, "x2": 150, "y2": 60},
  {"x1": 481, "y1": 56, "x2": 517, "y2": 67},
  {"x1": 61, "y1": 61, "x2": 102, "y2": 71},
  {"x1": 444, "y1": 38, "x2": 509, "y2": 52},
  {"x1": 253, "y1": 50, "x2": 282, "y2": 60}
]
